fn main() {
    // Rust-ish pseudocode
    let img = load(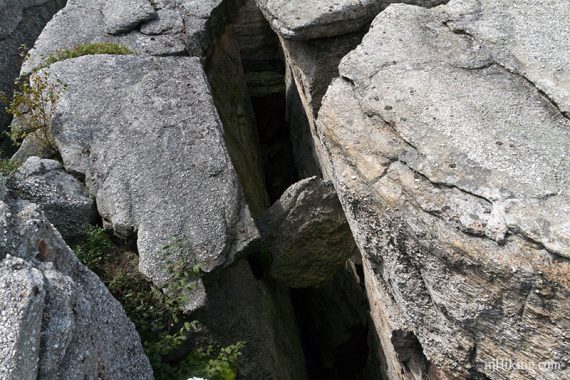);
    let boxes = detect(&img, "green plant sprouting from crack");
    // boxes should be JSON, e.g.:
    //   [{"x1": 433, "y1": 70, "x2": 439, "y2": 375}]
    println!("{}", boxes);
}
[
  {"x1": 40, "y1": 42, "x2": 134, "y2": 68},
  {"x1": 74, "y1": 226, "x2": 244, "y2": 380},
  {"x1": 0, "y1": 70, "x2": 61, "y2": 155}
]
